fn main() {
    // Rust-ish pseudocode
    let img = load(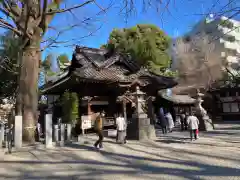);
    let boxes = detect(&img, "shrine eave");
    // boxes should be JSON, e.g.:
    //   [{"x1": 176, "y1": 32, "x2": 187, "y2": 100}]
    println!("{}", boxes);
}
[{"x1": 159, "y1": 92, "x2": 196, "y2": 104}]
